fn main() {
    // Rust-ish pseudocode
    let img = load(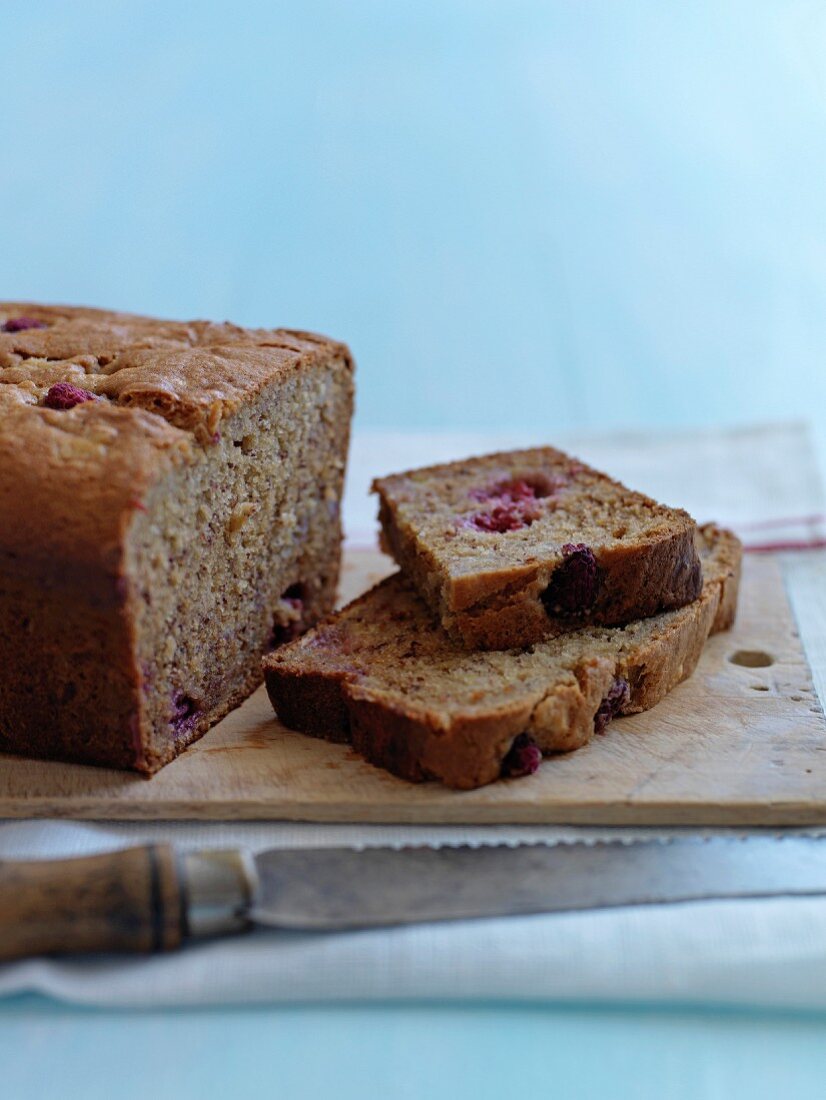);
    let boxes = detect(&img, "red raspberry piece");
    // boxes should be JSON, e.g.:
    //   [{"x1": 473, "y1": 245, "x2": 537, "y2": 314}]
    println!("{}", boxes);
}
[
  {"x1": 170, "y1": 692, "x2": 199, "y2": 738},
  {"x1": 542, "y1": 543, "x2": 600, "y2": 616},
  {"x1": 465, "y1": 479, "x2": 543, "y2": 532},
  {"x1": 498, "y1": 479, "x2": 538, "y2": 504},
  {"x1": 43, "y1": 382, "x2": 99, "y2": 409},
  {"x1": 501, "y1": 732, "x2": 542, "y2": 778},
  {"x1": 468, "y1": 503, "x2": 530, "y2": 532},
  {"x1": 2, "y1": 316, "x2": 47, "y2": 333},
  {"x1": 594, "y1": 677, "x2": 630, "y2": 734}
]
